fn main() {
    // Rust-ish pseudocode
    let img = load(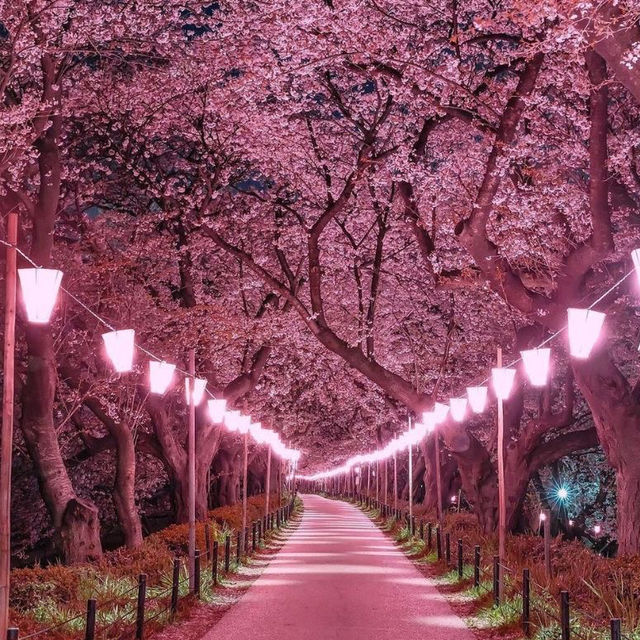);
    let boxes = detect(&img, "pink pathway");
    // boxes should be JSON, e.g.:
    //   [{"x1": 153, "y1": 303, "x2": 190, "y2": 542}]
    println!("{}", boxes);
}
[{"x1": 201, "y1": 494, "x2": 475, "y2": 640}]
